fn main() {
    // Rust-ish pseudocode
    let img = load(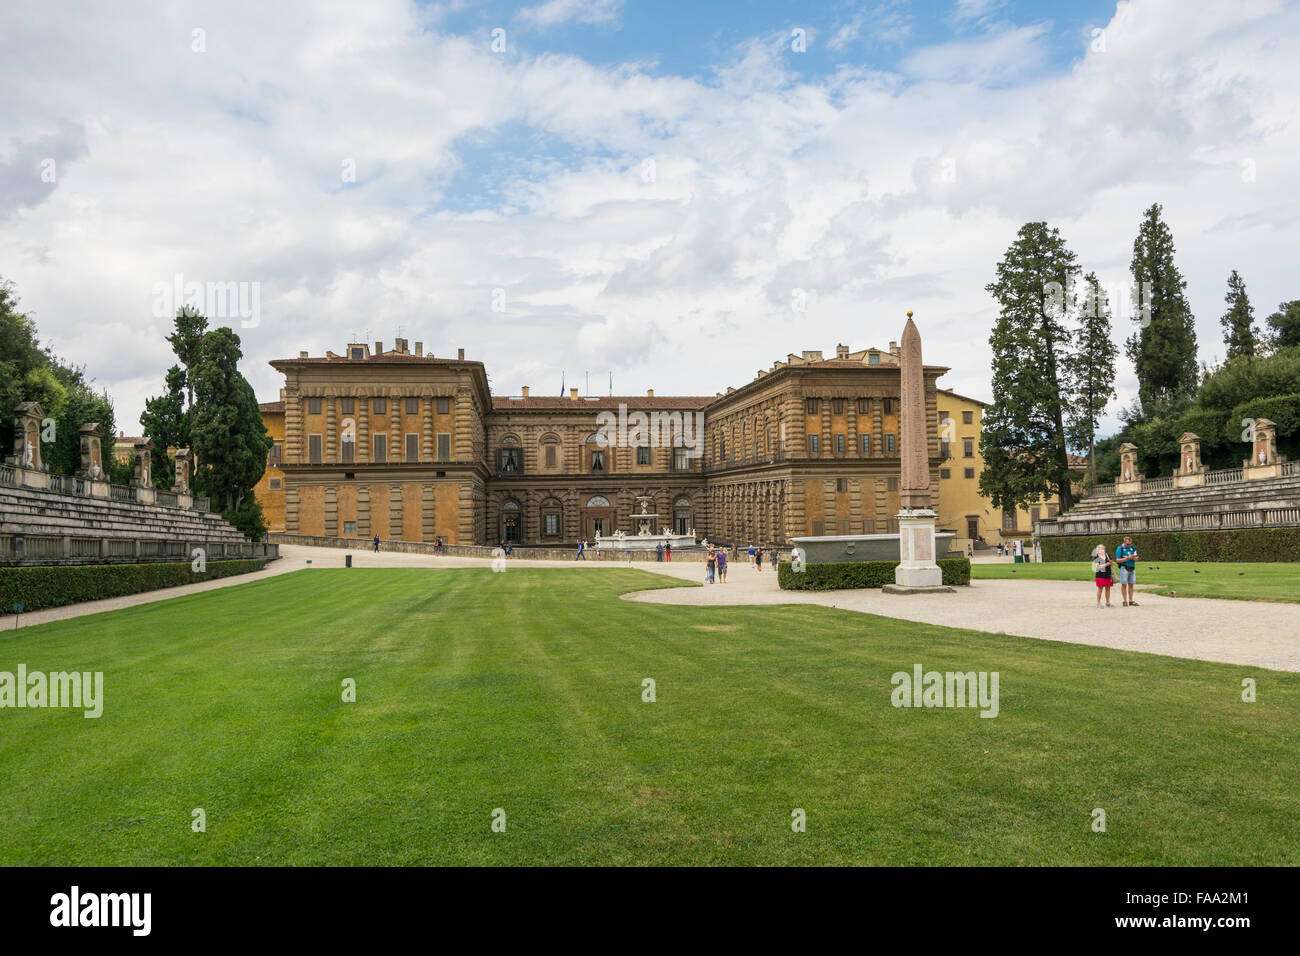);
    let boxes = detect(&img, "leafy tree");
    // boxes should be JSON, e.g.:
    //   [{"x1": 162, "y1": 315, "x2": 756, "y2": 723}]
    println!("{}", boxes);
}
[
  {"x1": 140, "y1": 365, "x2": 188, "y2": 490},
  {"x1": 1220, "y1": 270, "x2": 1258, "y2": 361},
  {"x1": 166, "y1": 306, "x2": 208, "y2": 414},
  {"x1": 979, "y1": 221, "x2": 1079, "y2": 513},
  {"x1": 1264, "y1": 300, "x2": 1300, "y2": 352},
  {"x1": 190, "y1": 327, "x2": 271, "y2": 537},
  {"x1": 45, "y1": 363, "x2": 118, "y2": 477},
  {"x1": 1062, "y1": 272, "x2": 1118, "y2": 485},
  {"x1": 0, "y1": 281, "x2": 48, "y2": 458},
  {"x1": 1127, "y1": 203, "x2": 1198, "y2": 416}
]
